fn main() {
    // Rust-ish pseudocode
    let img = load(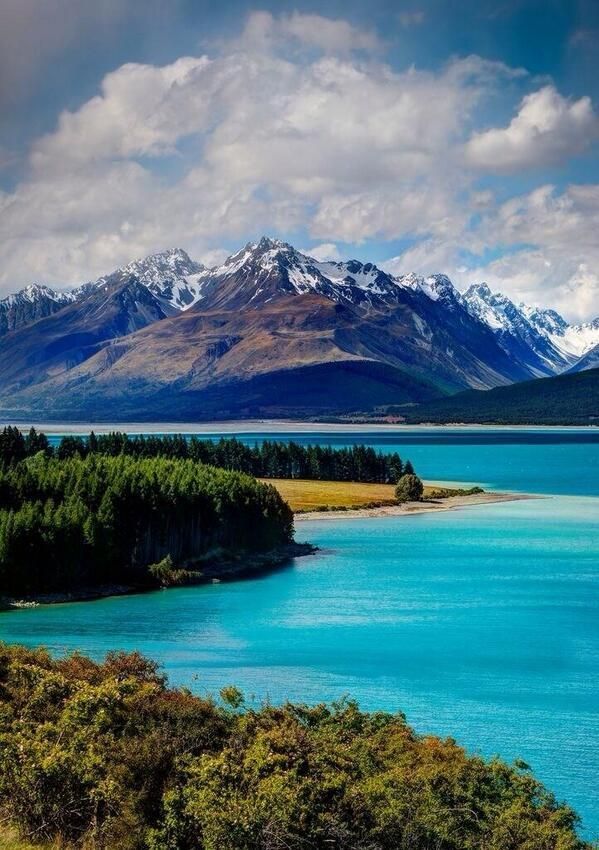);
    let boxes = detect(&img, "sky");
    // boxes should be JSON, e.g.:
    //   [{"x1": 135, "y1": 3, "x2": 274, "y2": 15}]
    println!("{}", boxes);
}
[{"x1": 1, "y1": 0, "x2": 599, "y2": 321}]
